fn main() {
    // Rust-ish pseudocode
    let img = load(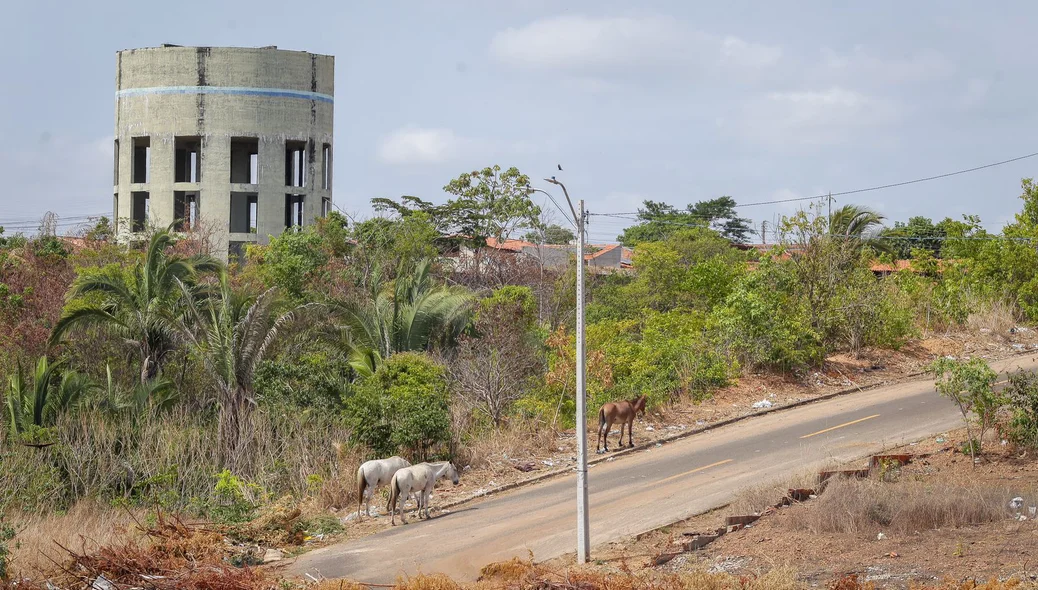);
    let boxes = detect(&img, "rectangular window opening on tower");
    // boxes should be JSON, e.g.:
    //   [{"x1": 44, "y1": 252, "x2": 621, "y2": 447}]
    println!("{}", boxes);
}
[
  {"x1": 322, "y1": 144, "x2": 331, "y2": 190},
  {"x1": 113, "y1": 139, "x2": 119, "y2": 185},
  {"x1": 285, "y1": 194, "x2": 305, "y2": 228},
  {"x1": 231, "y1": 138, "x2": 259, "y2": 184},
  {"x1": 174, "y1": 137, "x2": 202, "y2": 183},
  {"x1": 131, "y1": 191, "x2": 149, "y2": 232},
  {"x1": 132, "y1": 137, "x2": 150, "y2": 184},
  {"x1": 285, "y1": 141, "x2": 306, "y2": 187},
  {"x1": 113, "y1": 193, "x2": 119, "y2": 233},
  {"x1": 173, "y1": 191, "x2": 199, "y2": 231},
  {"x1": 230, "y1": 192, "x2": 258, "y2": 234},
  {"x1": 322, "y1": 197, "x2": 331, "y2": 217}
]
